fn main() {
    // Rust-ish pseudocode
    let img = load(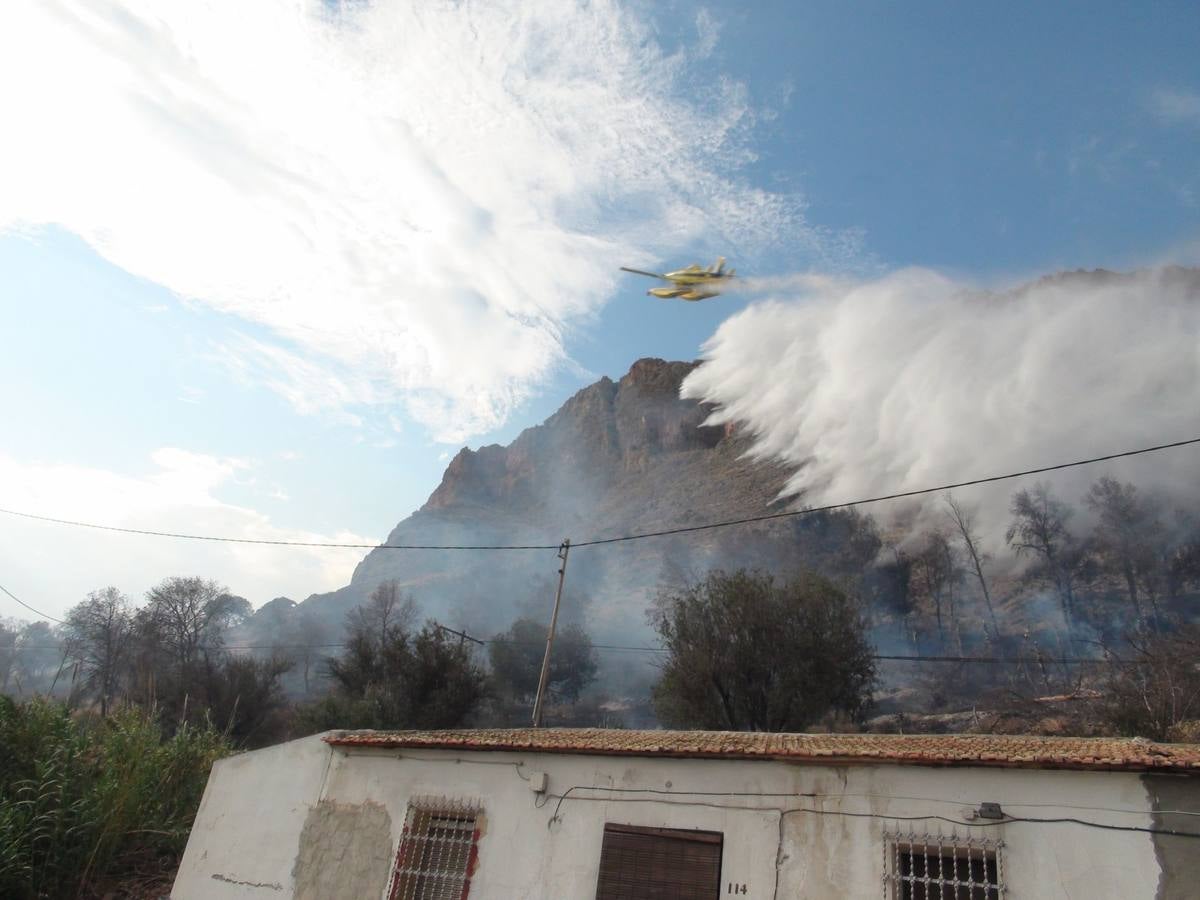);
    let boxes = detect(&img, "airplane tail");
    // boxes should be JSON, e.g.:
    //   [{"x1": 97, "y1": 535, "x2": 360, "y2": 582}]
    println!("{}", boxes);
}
[{"x1": 709, "y1": 256, "x2": 726, "y2": 274}]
